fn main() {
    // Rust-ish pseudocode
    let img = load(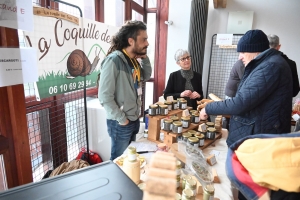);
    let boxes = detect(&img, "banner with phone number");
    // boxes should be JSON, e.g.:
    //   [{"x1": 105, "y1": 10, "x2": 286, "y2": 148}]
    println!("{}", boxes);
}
[{"x1": 24, "y1": 12, "x2": 119, "y2": 100}]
